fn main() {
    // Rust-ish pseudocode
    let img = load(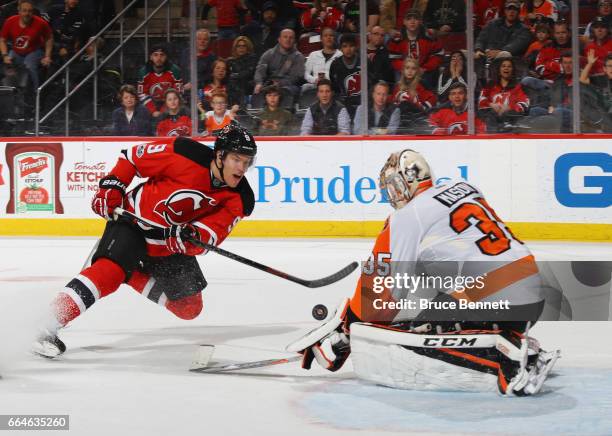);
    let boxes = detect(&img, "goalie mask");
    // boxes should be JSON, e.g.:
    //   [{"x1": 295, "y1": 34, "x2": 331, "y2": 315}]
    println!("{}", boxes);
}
[{"x1": 379, "y1": 149, "x2": 432, "y2": 209}]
